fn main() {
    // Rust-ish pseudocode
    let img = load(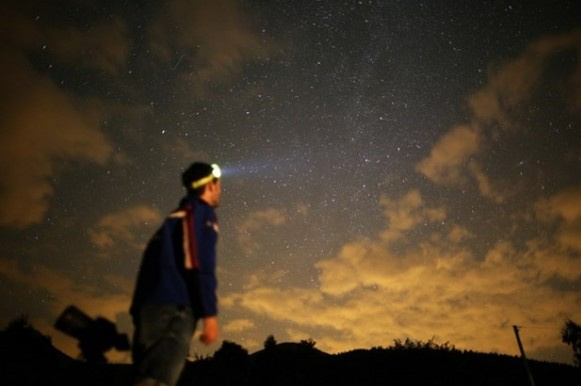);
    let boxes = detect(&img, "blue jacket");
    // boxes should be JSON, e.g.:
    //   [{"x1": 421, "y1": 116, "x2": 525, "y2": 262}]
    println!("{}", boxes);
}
[{"x1": 130, "y1": 195, "x2": 218, "y2": 319}]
